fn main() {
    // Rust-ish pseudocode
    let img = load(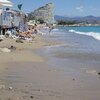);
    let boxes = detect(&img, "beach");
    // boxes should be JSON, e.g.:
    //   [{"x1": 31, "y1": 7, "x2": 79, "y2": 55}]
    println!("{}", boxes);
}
[
  {"x1": 1, "y1": 0, "x2": 100, "y2": 99},
  {"x1": 0, "y1": 29, "x2": 100, "y2": 100}
]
